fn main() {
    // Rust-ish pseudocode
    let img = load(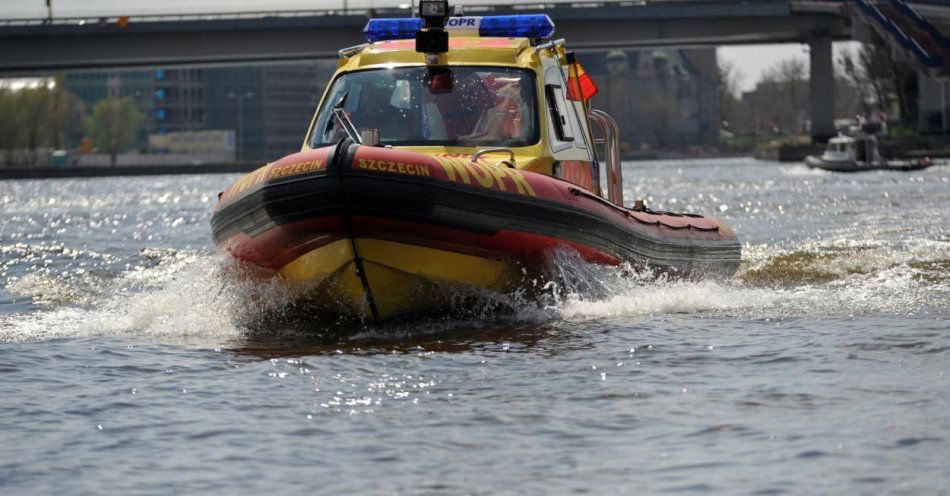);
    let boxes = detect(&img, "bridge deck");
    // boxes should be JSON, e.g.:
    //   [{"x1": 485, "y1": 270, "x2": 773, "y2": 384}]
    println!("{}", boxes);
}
[{"x1": 0, "y1": 1, "x2": 853, "y2": 74}]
